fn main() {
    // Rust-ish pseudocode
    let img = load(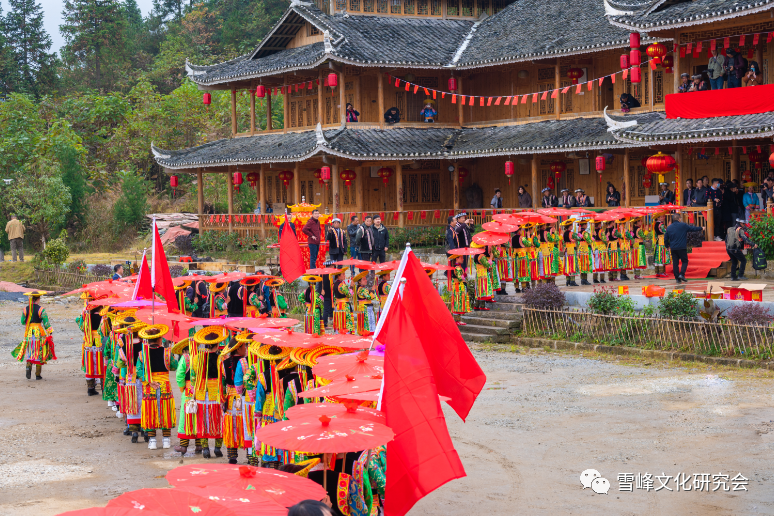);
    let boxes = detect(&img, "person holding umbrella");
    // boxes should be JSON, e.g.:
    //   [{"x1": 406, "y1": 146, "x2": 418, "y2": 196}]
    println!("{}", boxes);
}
[
  {"x1": 331, "y1": 269, "x2": 352, "y2": 333},
  {"x1": 12, "y1": 290, "x2": 55, "y2": 380},
  {"x1": 220, "y1": 336, "x2": 251, "y2": 464},
  {"x1": 136, "y1": 324, "x2": 177, "y2": 450},
  {"x1": 353, "y1": 271, "x2": 378, "y2": 335},
  {"x1": 299, "y1": 275, "x2": 325, "y2": 336},
  {"x1": 190, "y1": 326, "x2": 229, "y2": 459}
]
